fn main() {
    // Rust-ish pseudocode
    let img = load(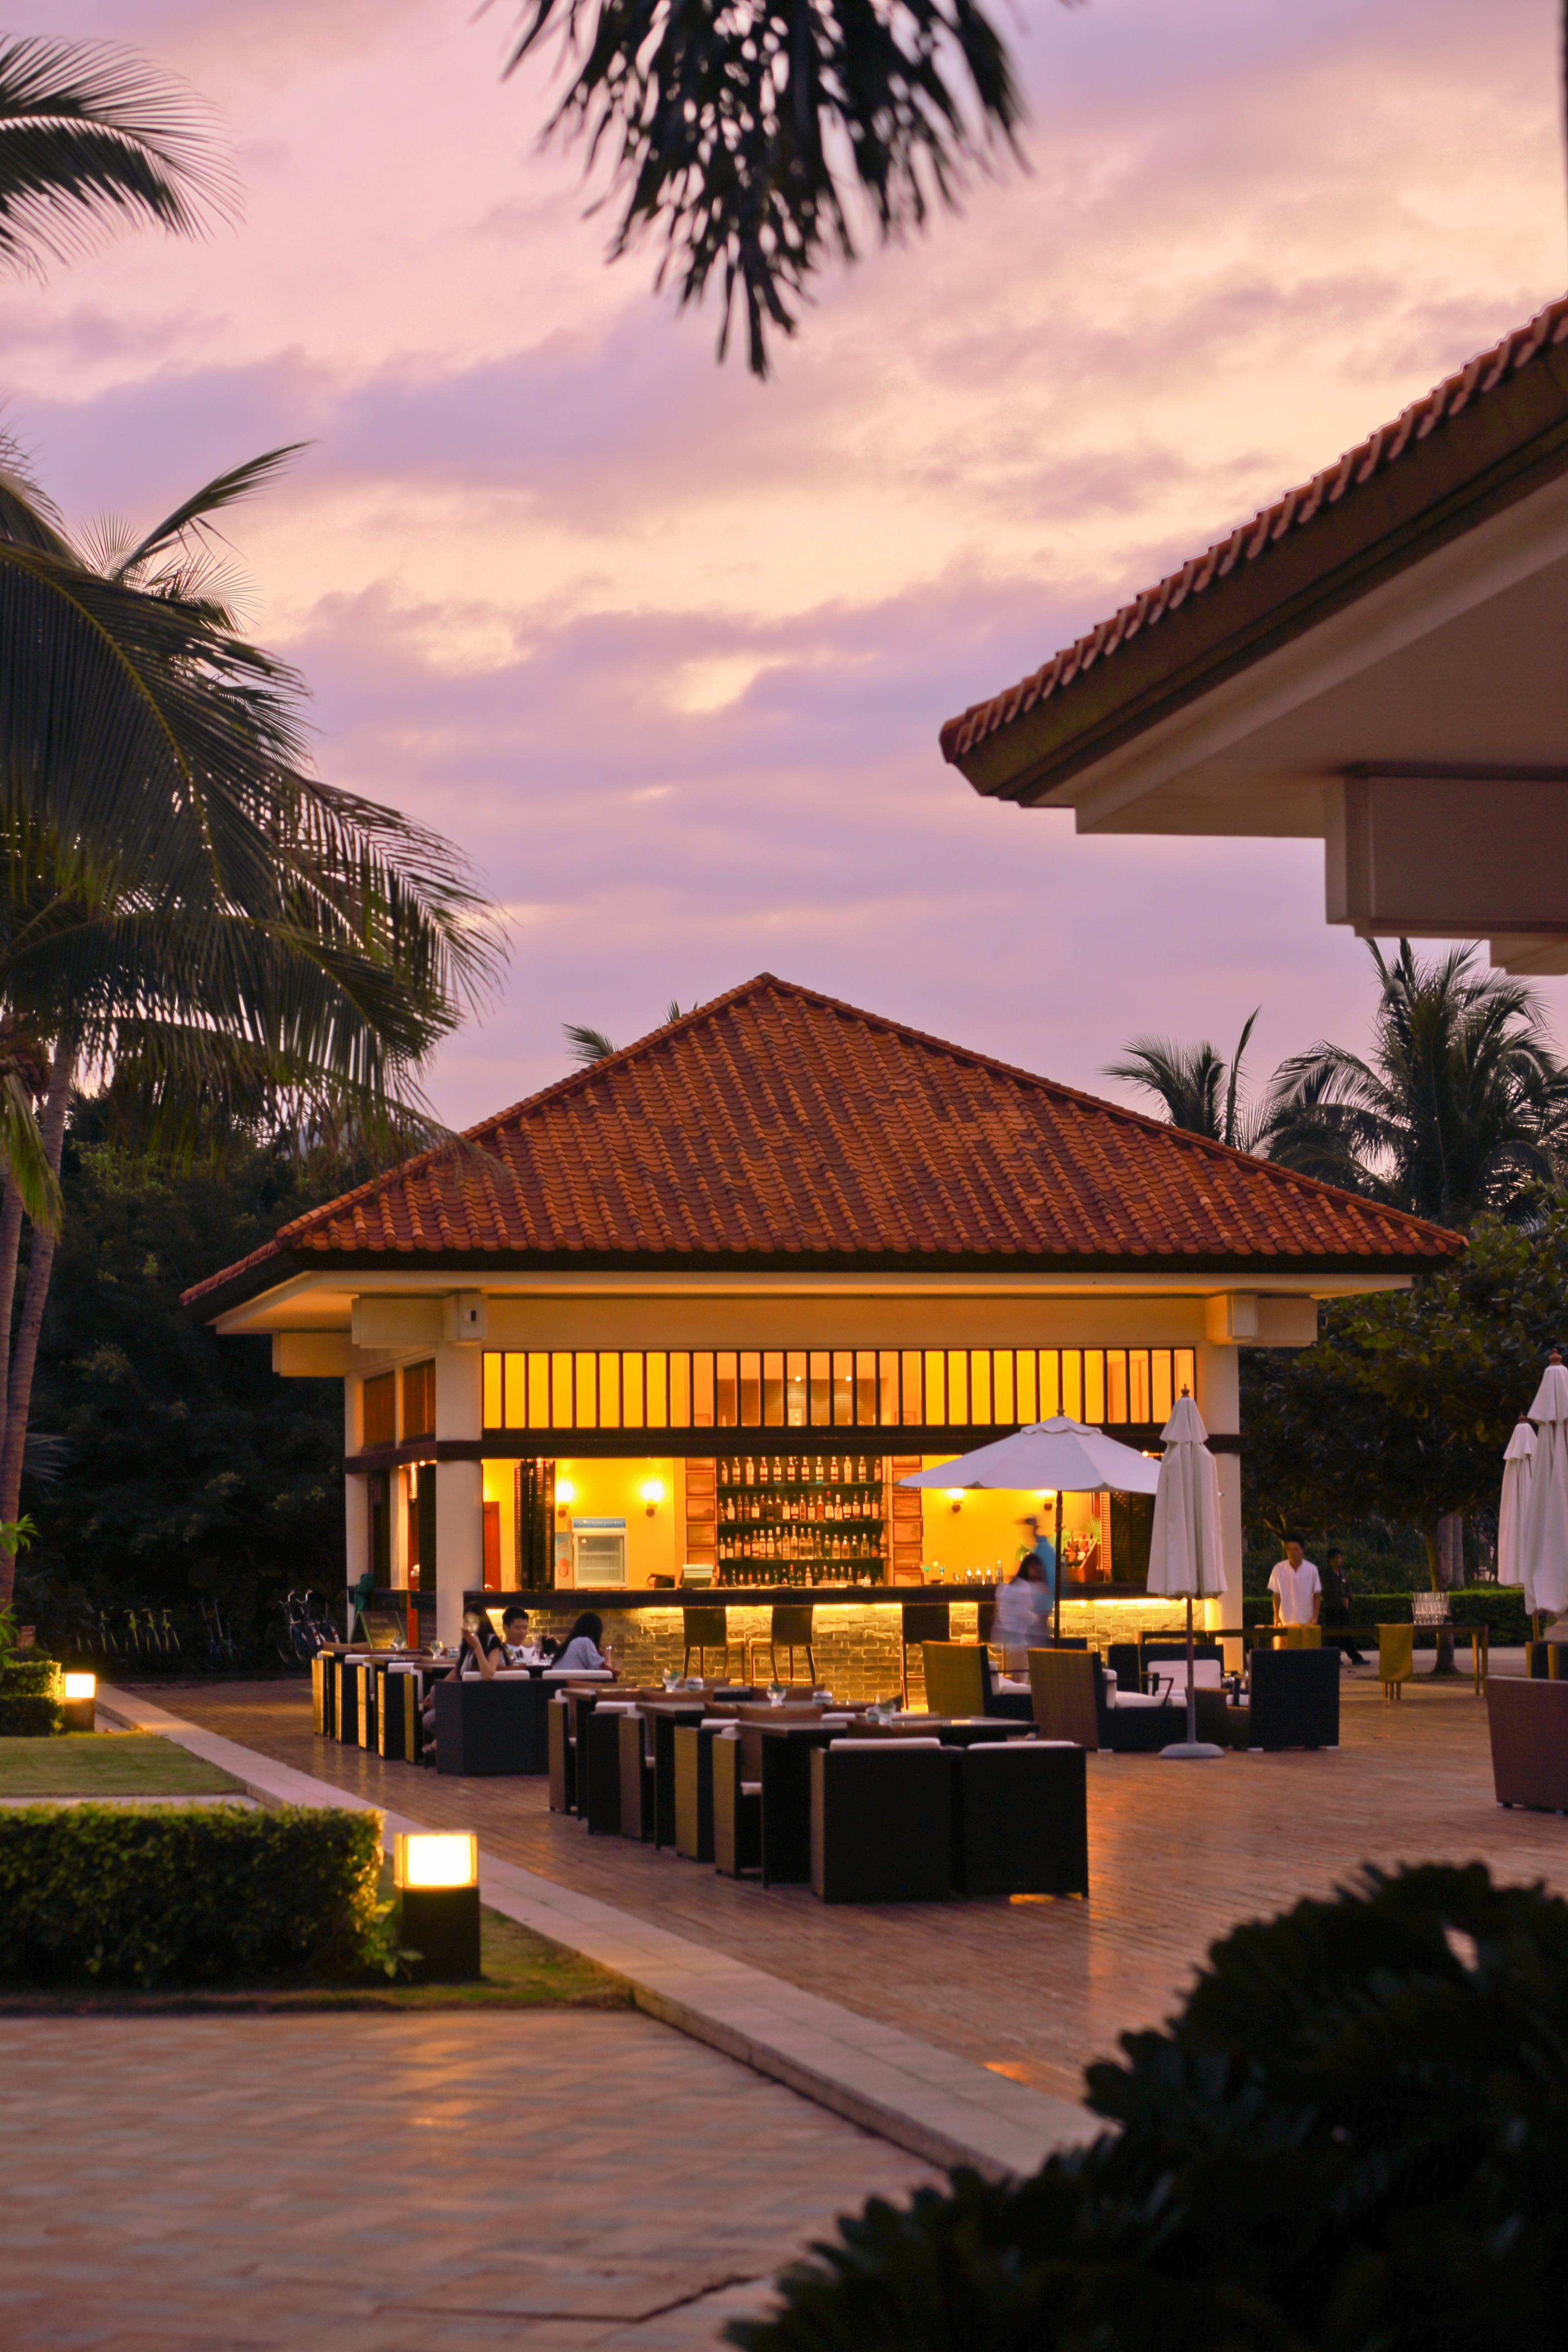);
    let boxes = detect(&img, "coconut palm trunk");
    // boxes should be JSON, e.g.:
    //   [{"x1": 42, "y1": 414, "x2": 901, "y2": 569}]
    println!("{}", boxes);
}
[{"x1": 0, "y1": 1034, "x2": 71, "y2": 1519}]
